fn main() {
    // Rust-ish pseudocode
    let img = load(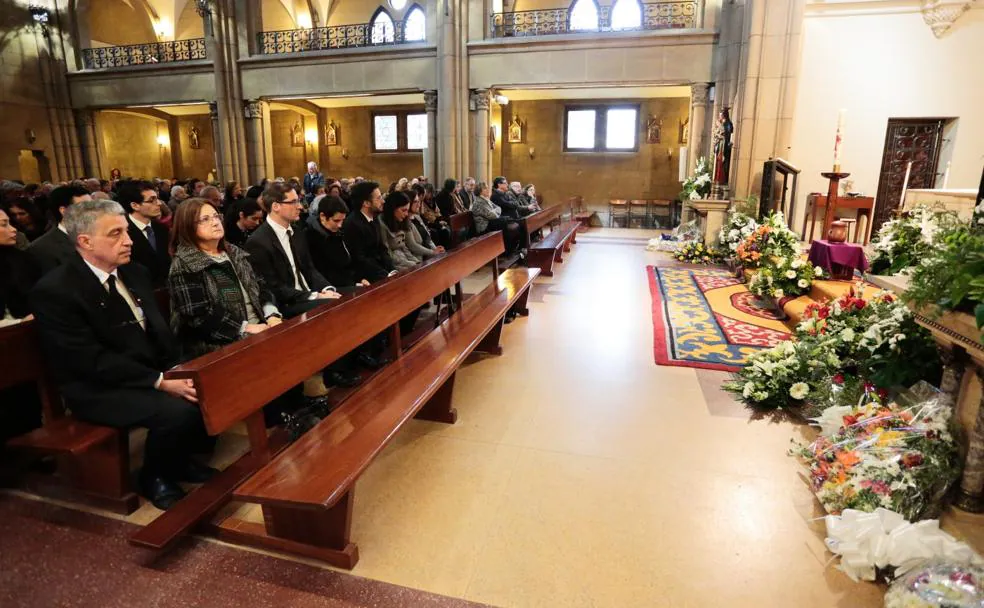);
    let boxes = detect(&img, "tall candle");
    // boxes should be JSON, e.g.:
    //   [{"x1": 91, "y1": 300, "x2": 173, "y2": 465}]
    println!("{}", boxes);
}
[
  {"x1": 833, "y1": 109, "x2": 845, "y2": 170},
  {"x1": 679, "y1": 146, "x2": 688, "y2": 182},
  {"x1": 942, "y1": 161, "x2": 951, "y2": 189},
  {"x1": 899, "y1": 160, "x2": 913, "y2": 207}
]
